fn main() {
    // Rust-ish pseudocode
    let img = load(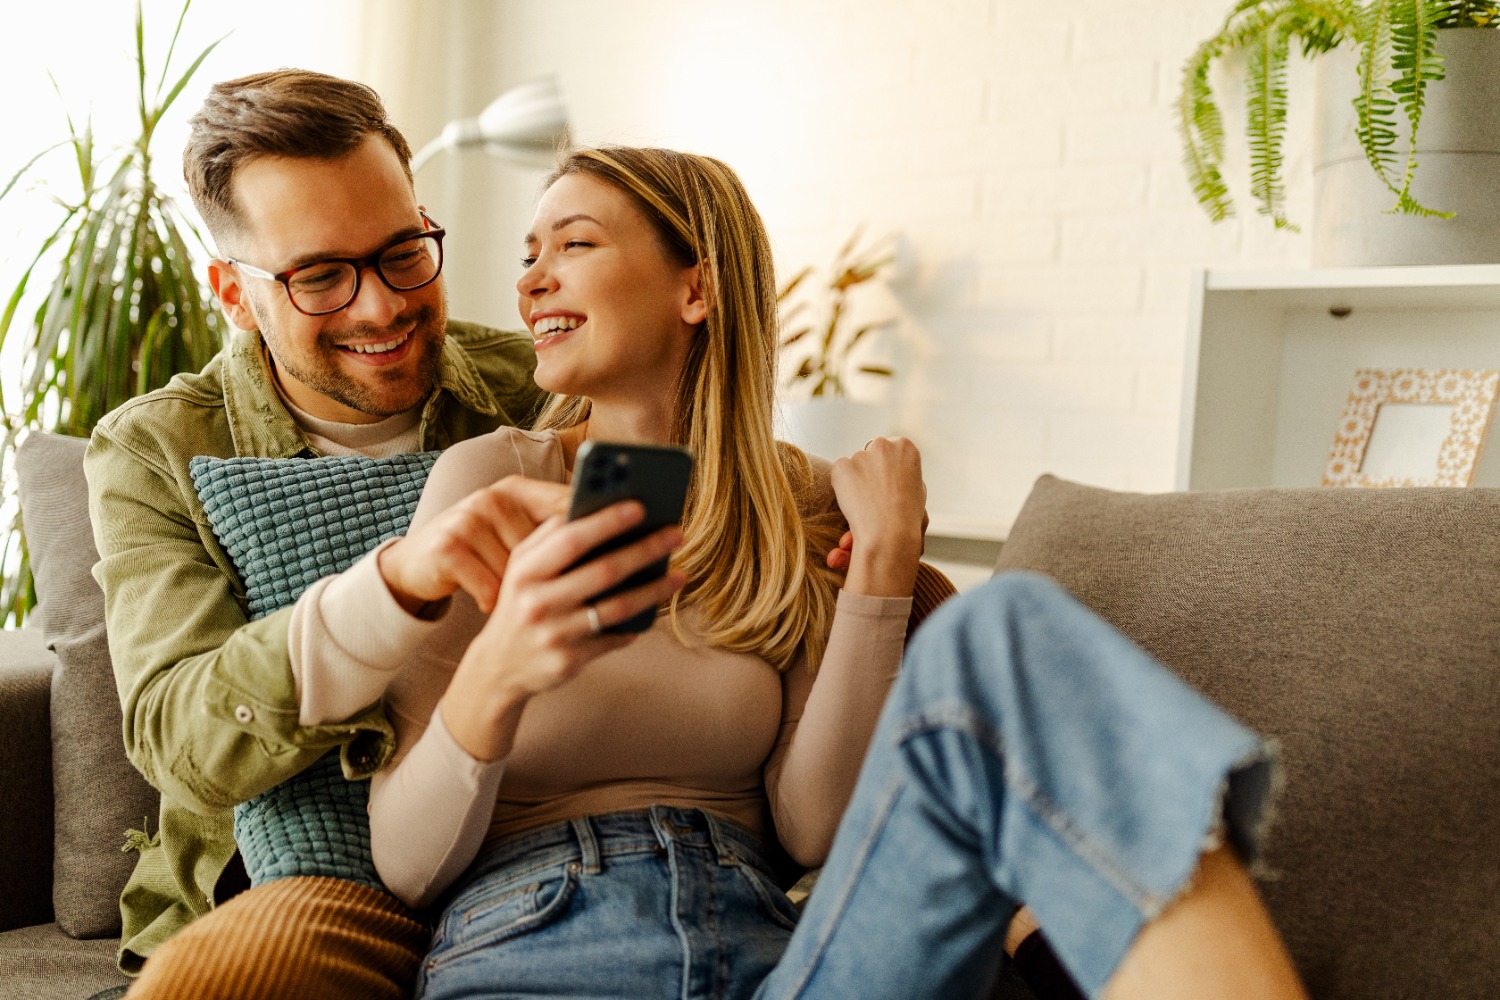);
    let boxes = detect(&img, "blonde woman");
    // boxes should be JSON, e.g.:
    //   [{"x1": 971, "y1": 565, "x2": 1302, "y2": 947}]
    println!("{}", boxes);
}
[{"x1": 314, "y1": 147, "x2": 1305, "y2": 1000}]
